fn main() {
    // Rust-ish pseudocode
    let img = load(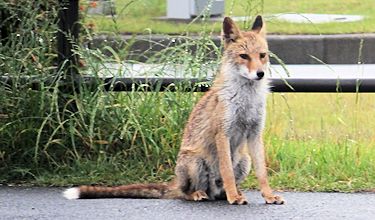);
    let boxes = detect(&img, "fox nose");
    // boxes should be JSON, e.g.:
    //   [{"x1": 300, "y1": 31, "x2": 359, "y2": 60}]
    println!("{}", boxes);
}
[{"x1": 256, "y1": 71, "x2": 265, "y2": 79}]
